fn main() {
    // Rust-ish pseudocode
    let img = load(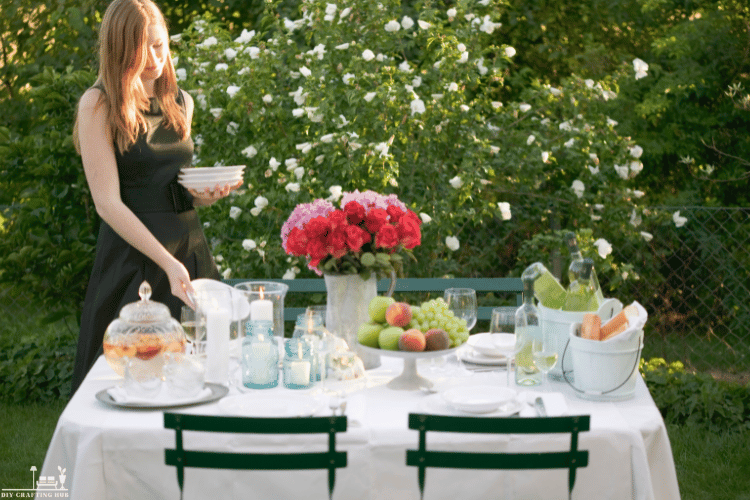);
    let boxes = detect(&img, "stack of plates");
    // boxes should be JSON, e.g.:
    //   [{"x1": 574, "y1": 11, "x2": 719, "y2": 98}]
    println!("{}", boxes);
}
[{"x1": 178, "y1": 165, "x2": 245, "y2": 191}]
